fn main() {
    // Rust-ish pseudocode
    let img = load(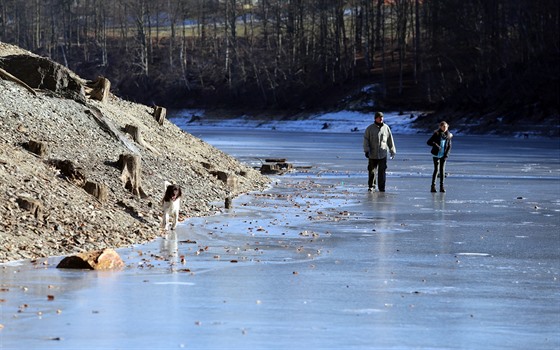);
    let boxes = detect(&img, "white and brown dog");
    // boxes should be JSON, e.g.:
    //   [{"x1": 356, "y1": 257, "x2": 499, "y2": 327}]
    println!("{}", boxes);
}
[{"x1": 161, "y1": 182, "x2": 182, "y2": 230}]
